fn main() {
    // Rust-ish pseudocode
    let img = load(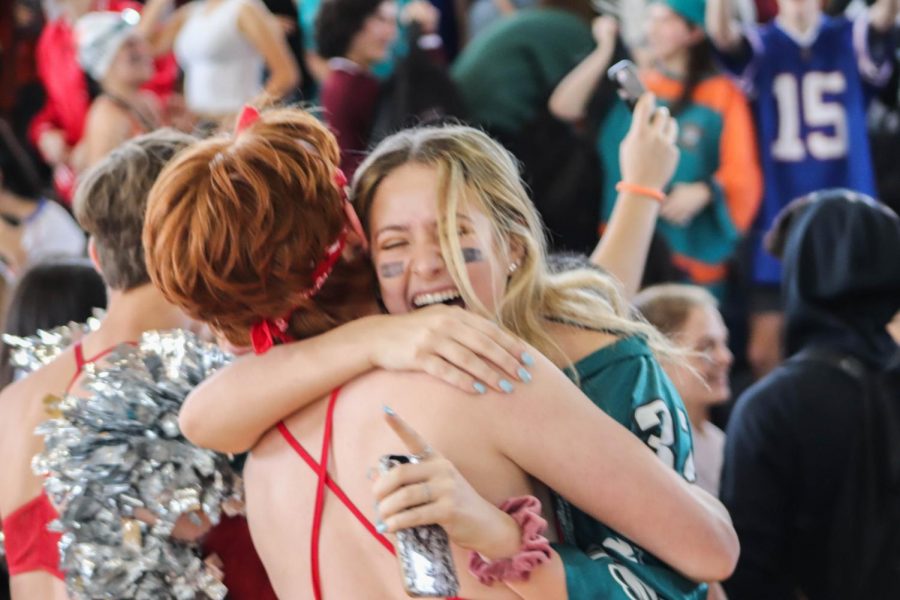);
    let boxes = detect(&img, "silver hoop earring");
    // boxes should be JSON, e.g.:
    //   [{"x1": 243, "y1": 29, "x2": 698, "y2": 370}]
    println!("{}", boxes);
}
[{"x1": 508, "y1": 262, "x2": 519, "y2": 274}]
